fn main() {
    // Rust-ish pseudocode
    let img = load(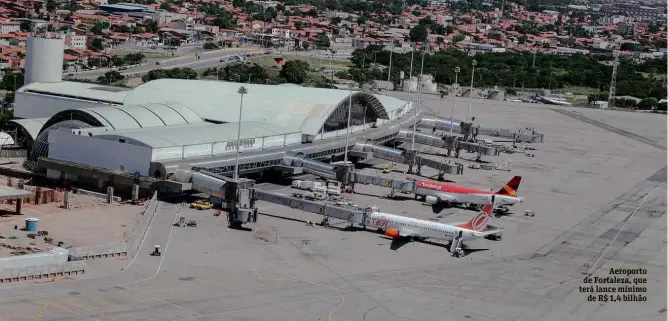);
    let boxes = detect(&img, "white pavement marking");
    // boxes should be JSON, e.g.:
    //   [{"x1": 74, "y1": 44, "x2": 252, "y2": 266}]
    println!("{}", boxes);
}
[{"x1": 586, "y1": 185, "x2": 661, "y2": 276}]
